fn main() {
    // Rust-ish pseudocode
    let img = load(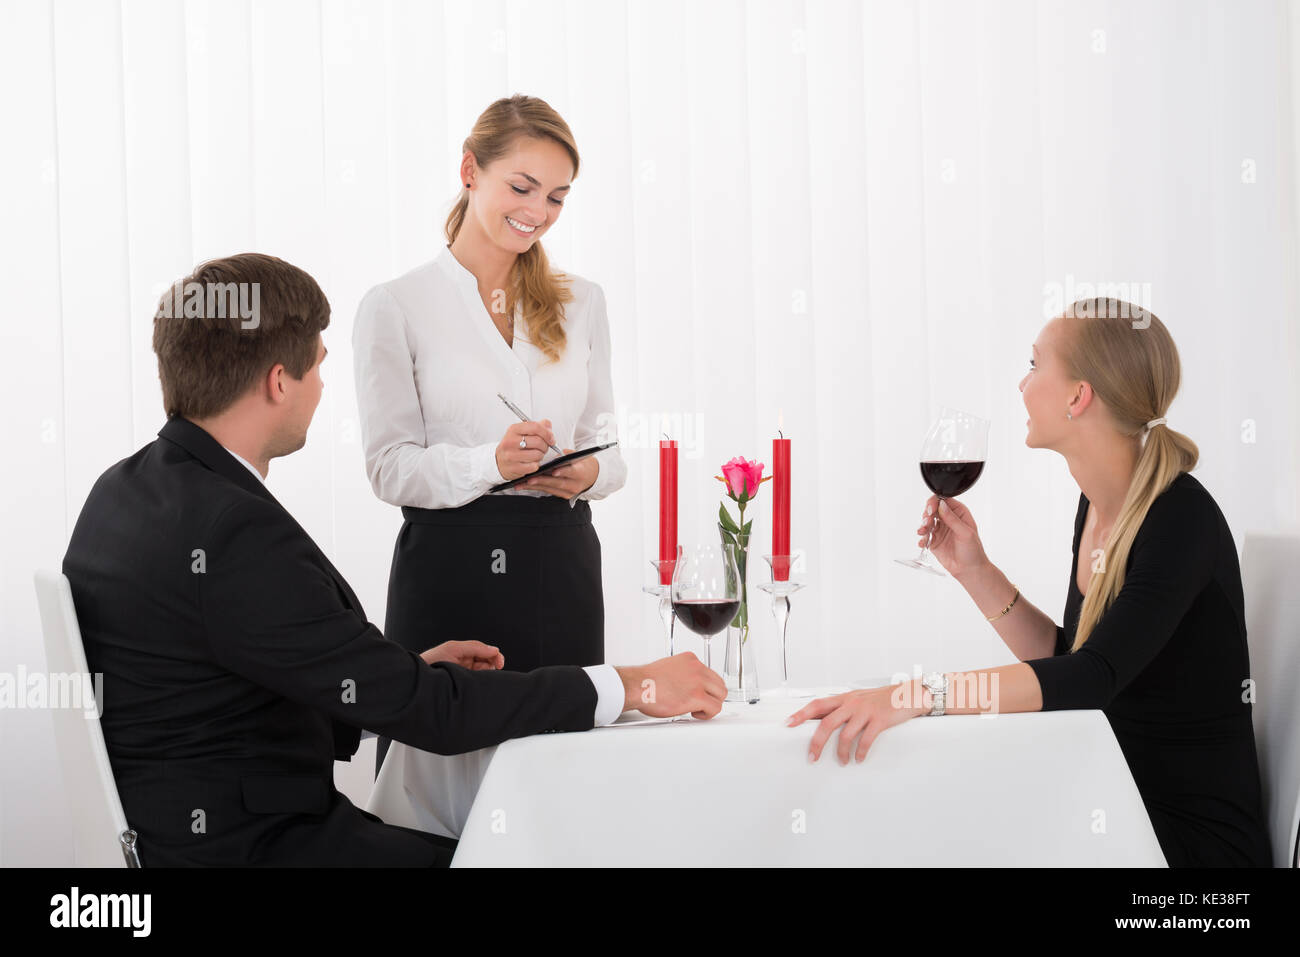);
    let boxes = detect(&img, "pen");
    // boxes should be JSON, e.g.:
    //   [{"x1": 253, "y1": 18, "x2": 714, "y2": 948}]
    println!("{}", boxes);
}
[{"x1": 497, "y1": 393, "x2": 564, "y2": 456}]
